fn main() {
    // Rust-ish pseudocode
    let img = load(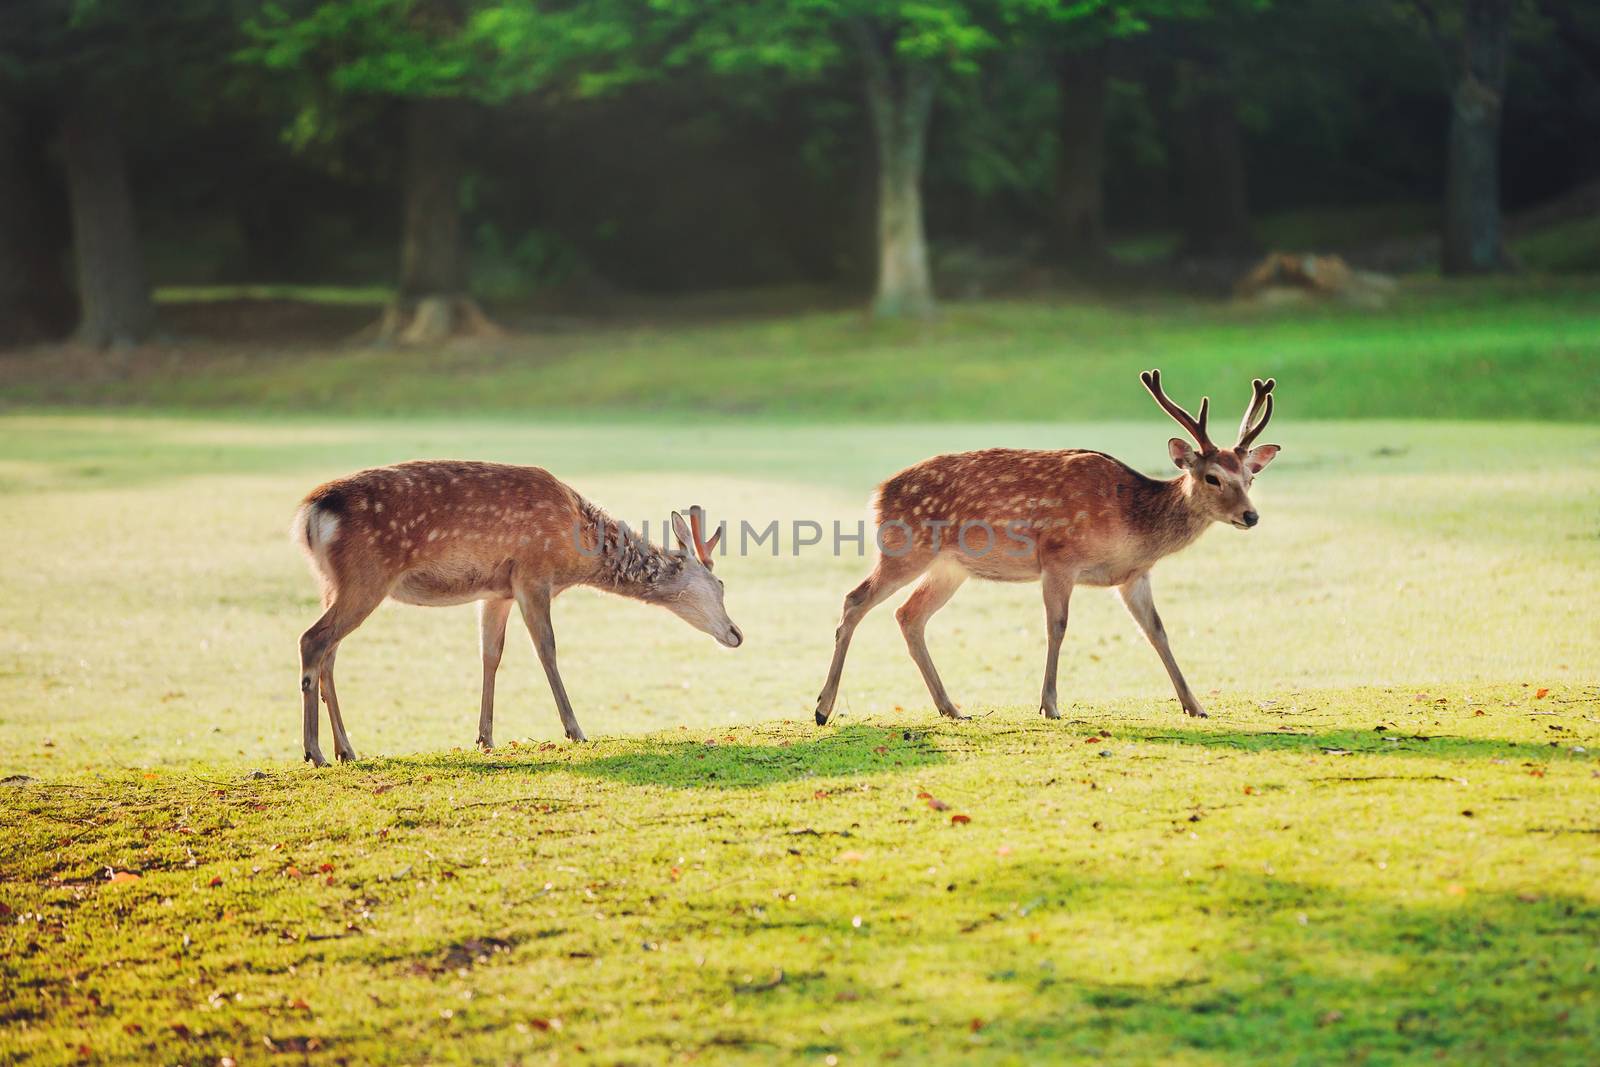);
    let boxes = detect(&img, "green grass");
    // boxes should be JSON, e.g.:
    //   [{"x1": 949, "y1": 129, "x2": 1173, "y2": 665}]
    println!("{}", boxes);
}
[
  {"x1": 4, "y1": 290, "x2": 1599, "y2": 1062},
  {"x1": 1, "y1": 412, "x2": 1597, "y2": 1063},
  {"x1": 6, "y1": 279, "x2": 1599, "y2": 421},
  {"x1": 152, "y1": 284, "x2": 394, "y2": 306},
  {"x1": 3, "y1": 692, "x2": 1597, "y2": 1064}
]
